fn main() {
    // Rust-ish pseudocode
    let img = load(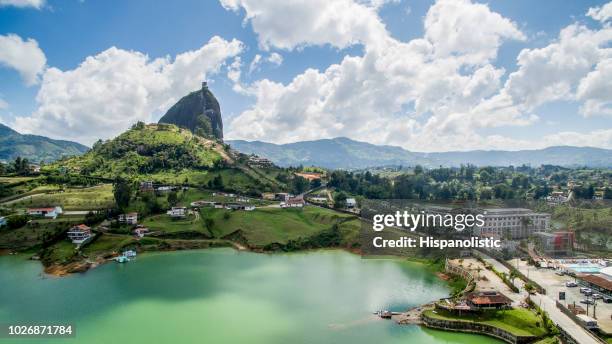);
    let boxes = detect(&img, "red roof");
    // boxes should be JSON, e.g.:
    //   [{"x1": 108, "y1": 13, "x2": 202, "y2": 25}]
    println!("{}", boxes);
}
[
  {"x1": 467, "y1": 291, "x2": 512, "y2": 305},
  {"x1": 28, "y1": 207, "x2": 56, "y2": 212},
  {"x1": 70, "y1": 224, "x2": 91, "y2": 231},
  {"x1": 579, "y1": 274, "x2": 612, "y2": 292}
]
